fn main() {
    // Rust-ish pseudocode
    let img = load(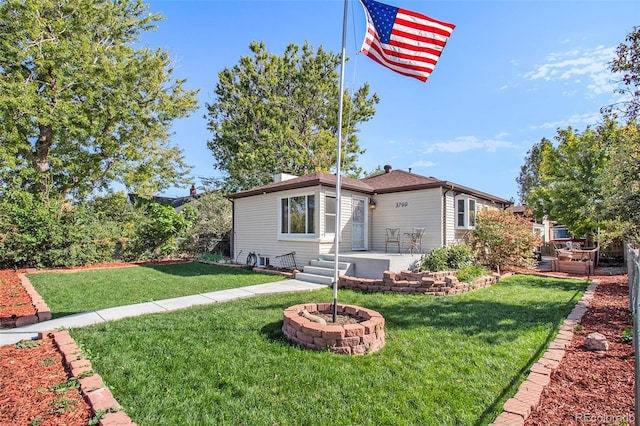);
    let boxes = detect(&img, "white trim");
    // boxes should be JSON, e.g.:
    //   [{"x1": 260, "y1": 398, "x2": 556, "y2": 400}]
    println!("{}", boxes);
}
[
  {"x1": 455, "y1": 195, "x2": 477, "y2": 230},
  {"x1": 277, "y1": 193, "x2": 316, "y2": 237},
  {"x1": 351, "y1": 195, "x2": 368, "y2": 250}
]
